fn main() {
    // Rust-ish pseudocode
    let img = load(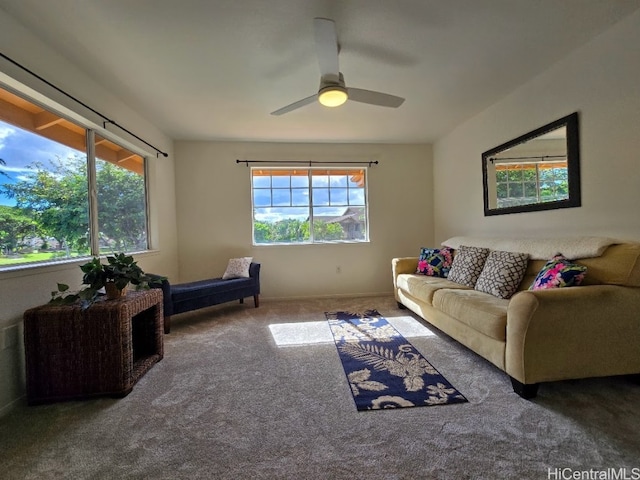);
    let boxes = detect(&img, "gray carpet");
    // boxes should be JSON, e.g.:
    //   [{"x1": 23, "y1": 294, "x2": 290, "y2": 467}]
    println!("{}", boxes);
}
[{"x1": 1, "y1": 295, "x2": 639, "y2": 479}]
